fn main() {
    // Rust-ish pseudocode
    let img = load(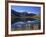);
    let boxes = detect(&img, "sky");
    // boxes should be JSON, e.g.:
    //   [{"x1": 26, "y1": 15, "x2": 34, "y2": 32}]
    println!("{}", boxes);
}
[{"x1": 11, "y1": 6, "x2": 41, "y2": 14}]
